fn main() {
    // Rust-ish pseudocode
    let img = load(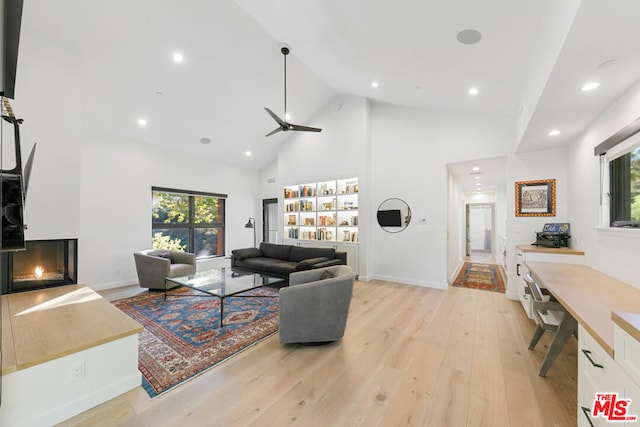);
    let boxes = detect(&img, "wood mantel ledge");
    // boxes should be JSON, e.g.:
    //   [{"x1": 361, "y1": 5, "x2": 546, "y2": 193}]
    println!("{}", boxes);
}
[{"x1": 1, "y1": 284, "x2": 143, "y2": 375}]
